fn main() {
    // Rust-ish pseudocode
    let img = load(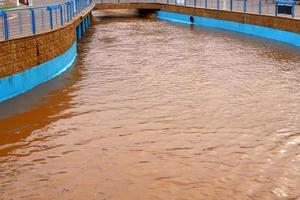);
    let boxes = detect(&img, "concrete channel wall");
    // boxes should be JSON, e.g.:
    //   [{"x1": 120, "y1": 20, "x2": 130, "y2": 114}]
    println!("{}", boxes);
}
[
  {"x1": 0, "y1": 23, "x2": 76, "y2": 79},
  {"x1": 1, "y1": 2, "x2": 300, "y2": 103},
  {"x1": 158, "y1": 4, "x2": 300, "y2": 35},
  {"x1": 95, "y1": 3, "x2": 300, "y2": 35},
  {"x1": 0, "y1": 6, "x2": 93, "y2": 103}
]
